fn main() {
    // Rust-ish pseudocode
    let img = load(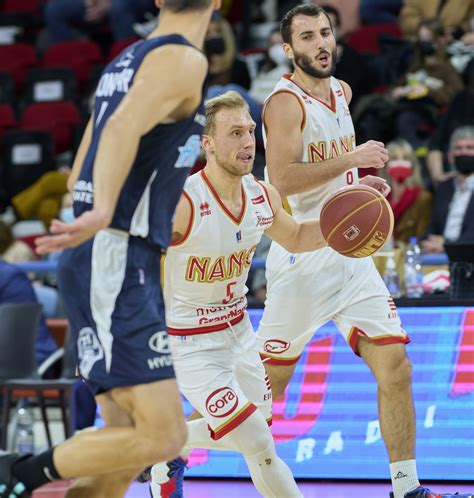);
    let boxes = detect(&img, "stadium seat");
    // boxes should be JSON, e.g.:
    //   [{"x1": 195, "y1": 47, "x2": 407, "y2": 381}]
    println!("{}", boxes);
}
[
  {"x1": 0, "y1": 43, "x2": 38, "y2": 92},
  {"x1": 0, "y1": 70, "x2": 14, "y2": 103},
  {"x1": 0, "y1": 129, "x2": 54, "y2": 201},
  {"x1": 43, "y1": 40, "x2": 103, "y2": 92},
  {"x1": 2, "y1": 0, "x2": 43, "y2": 16},
  {"x1": 347, "y1": 23, "x2": 402, "y2": 55},
  {"x1": 0, "y1": 103, "x2": 17, "y2": 145},
  {"x1": 22, "y1": 67, "x2": 77, "y2": 106},
  {"x1": 20, "y1": 101, "x2": 81, "y2": 153},
  {"x1": 107, "y1": 37, "x2": 140, "y2": 62}
]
